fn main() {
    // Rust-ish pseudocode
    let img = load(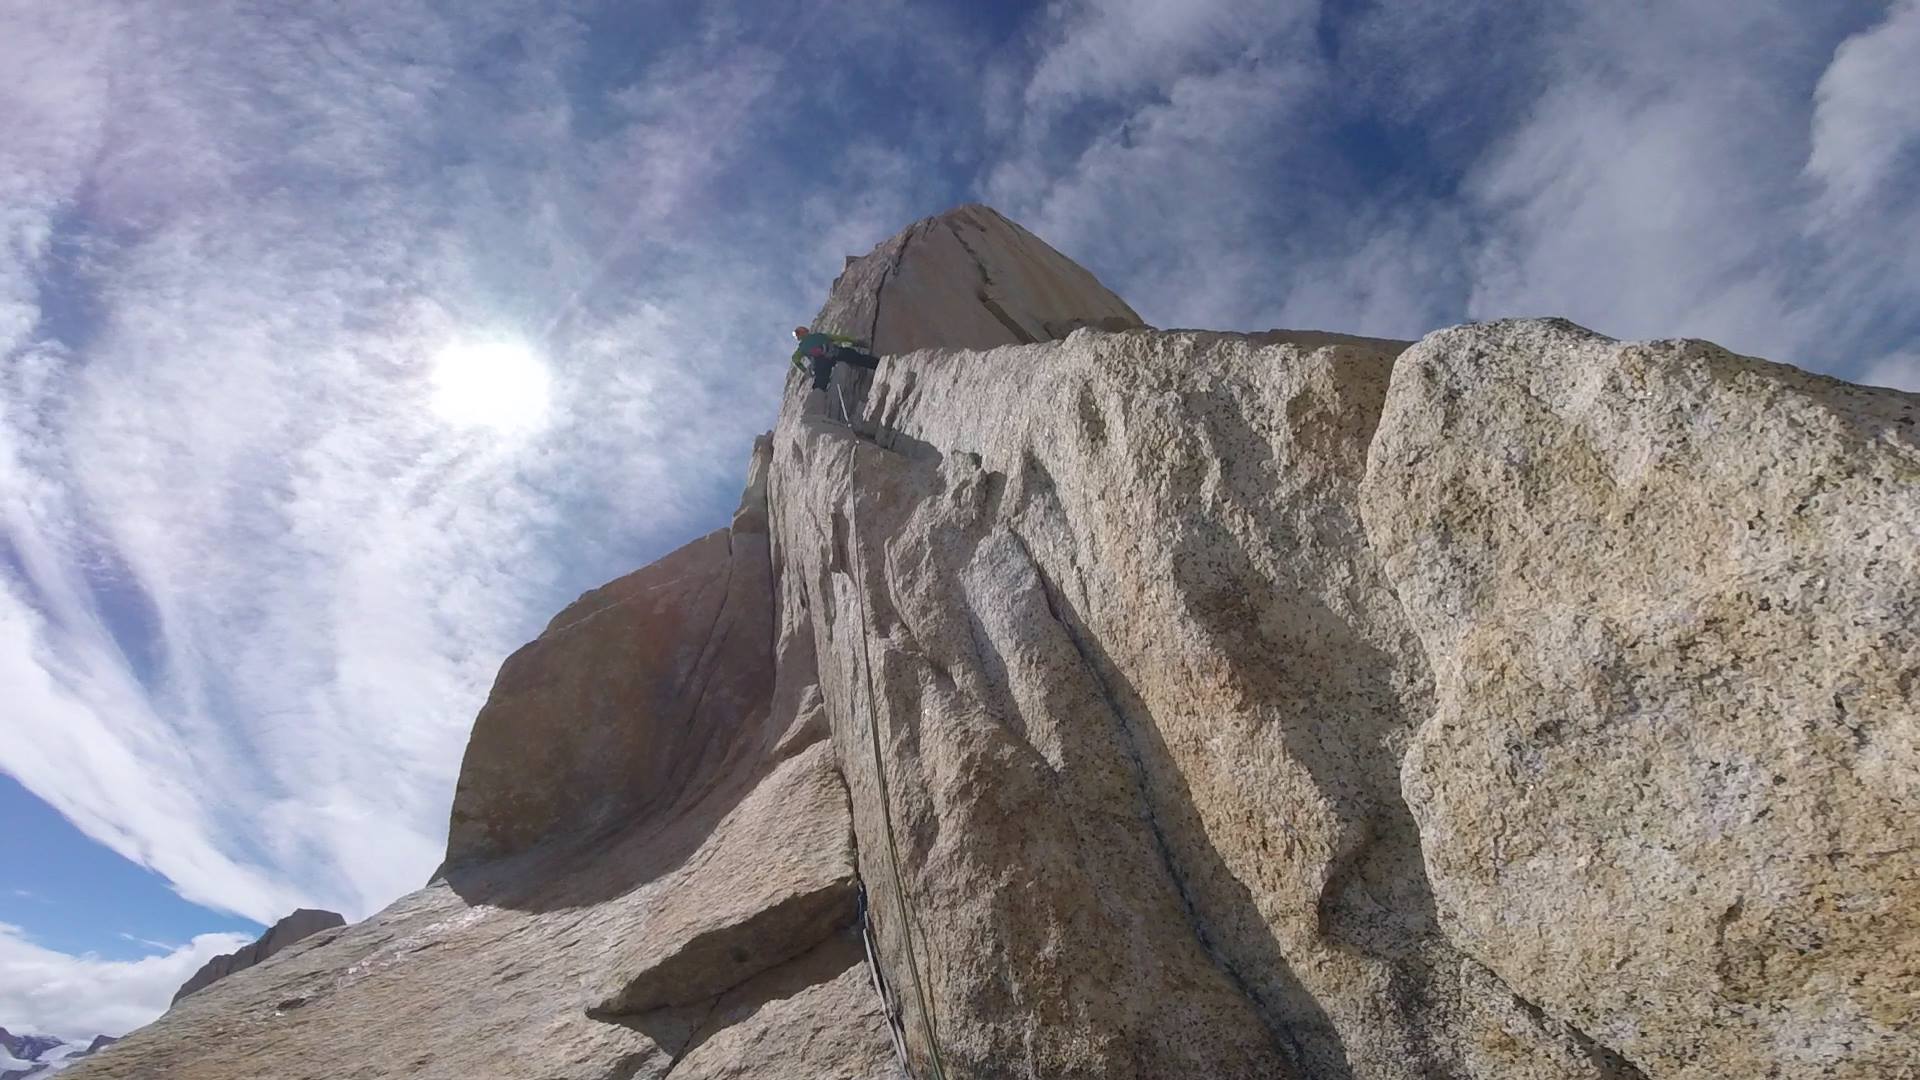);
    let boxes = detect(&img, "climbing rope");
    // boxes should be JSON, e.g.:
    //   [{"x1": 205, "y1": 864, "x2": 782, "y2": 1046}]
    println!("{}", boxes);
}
[
  {"x1": 845, "y1": 442, "x2": 949, "y2": 1080},
  {"x1": 858, "y1": 883, "x2": 911, "y2": 1069}
]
